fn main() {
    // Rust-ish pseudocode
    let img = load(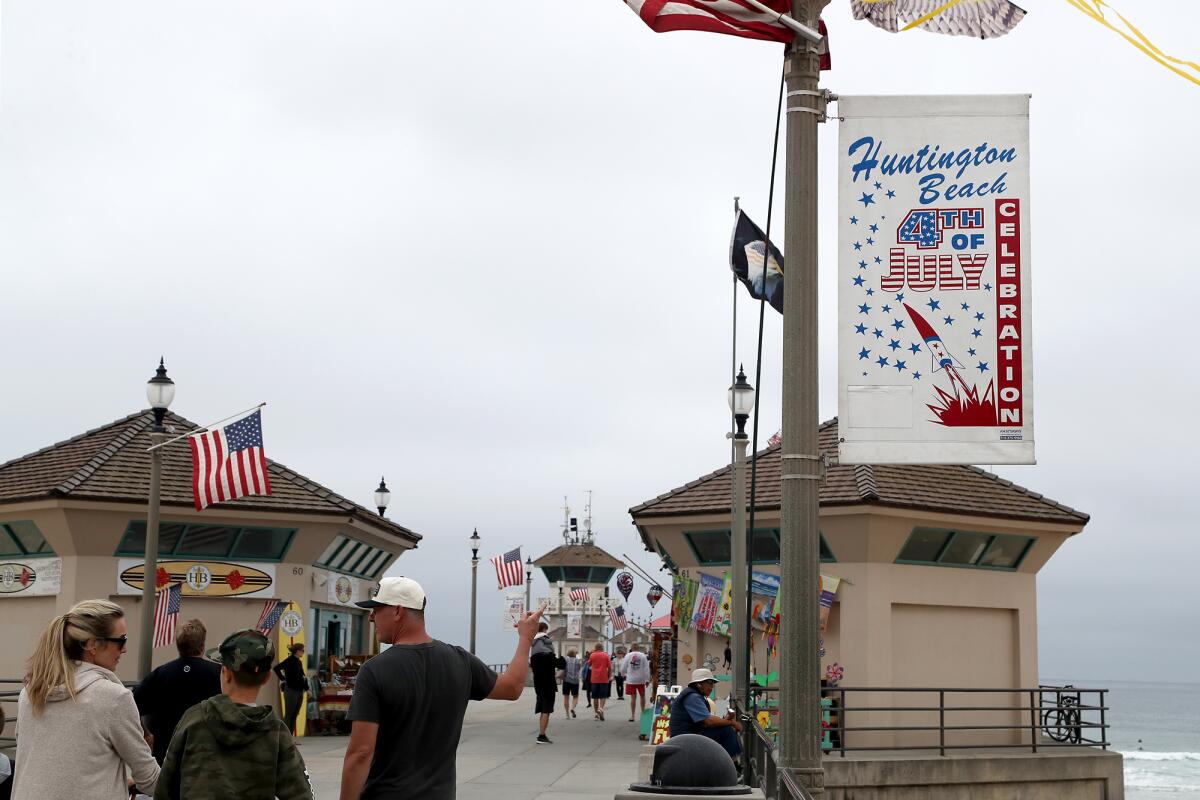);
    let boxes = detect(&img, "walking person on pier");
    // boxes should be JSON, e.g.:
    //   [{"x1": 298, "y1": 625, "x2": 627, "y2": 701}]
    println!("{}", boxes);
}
[
  {"x1": 339, "y1": 577, "x2": 544, "y2": 799},
  {"x1": 529, "y1": 621, "x2": 563, "y2": 744},
  {"x1": 587, "y1": 643, "x2": 611, "y2": 721},
  {"x1": 622, "y1": 643, "x2": 651, "y2": 722},
  {"x1": 561, "y1": 649, "x2": 580, "y2": 718},
  {"x1": 133, "y1": 618, "x2": 221, "y2": 764}
]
